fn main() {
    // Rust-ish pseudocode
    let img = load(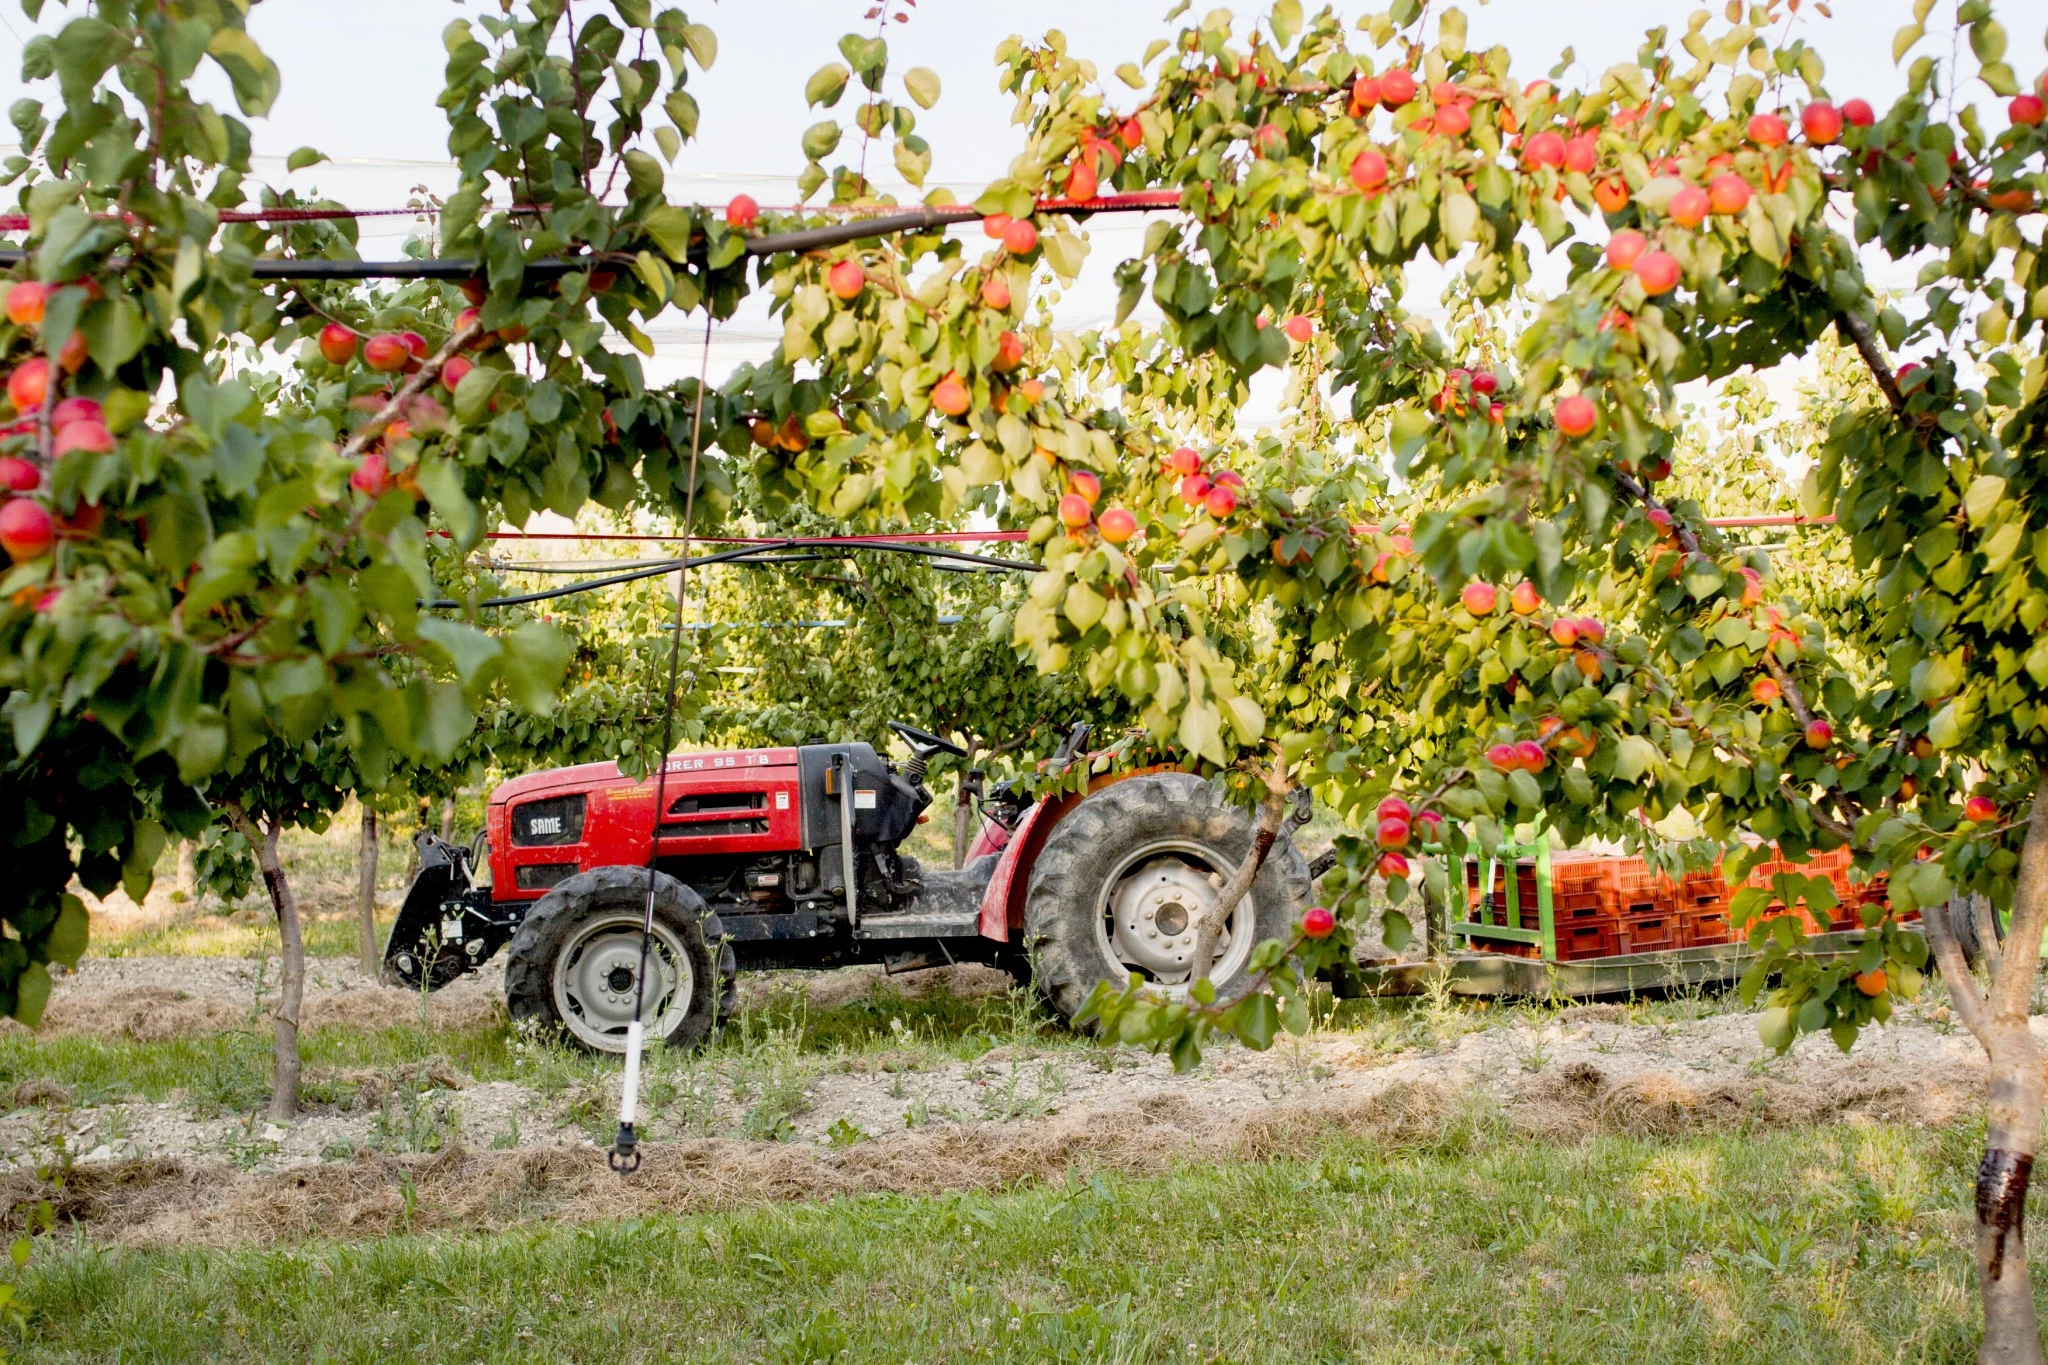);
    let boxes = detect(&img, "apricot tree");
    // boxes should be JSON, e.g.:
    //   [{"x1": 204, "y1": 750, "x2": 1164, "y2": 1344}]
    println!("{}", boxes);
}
[{"x1": 2, "y1": 0, "x2": 2047, "y2": 1353}]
